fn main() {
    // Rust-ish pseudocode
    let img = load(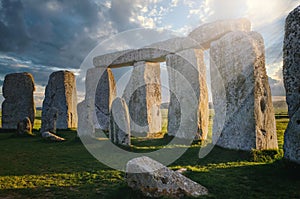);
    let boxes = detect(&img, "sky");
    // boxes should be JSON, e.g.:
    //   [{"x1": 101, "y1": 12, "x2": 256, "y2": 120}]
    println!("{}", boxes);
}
[{"x1": 0, "y1": 0, "x2": 299, "y2": 106}]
